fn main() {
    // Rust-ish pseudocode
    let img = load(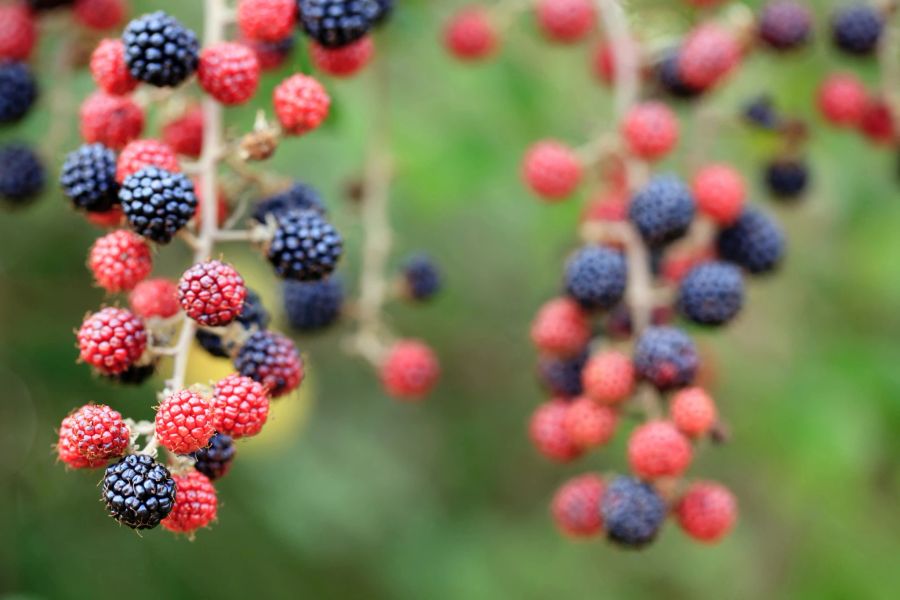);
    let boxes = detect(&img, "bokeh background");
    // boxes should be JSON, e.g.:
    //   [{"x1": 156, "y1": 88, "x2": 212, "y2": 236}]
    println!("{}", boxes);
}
[{"x1": 2, "y1": 0, "x2": 900, "y2": 598}]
